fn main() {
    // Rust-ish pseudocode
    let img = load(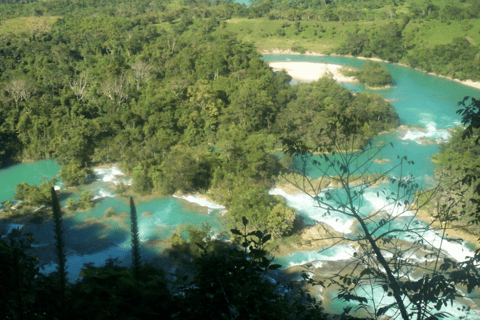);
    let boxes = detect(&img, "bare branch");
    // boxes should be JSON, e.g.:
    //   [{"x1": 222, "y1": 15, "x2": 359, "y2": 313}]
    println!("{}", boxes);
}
[
  {"x1": 101, "y1": 73, "x2": 128, "y2": 107},
  {"x1": 4, "y1": 79, "x2": 35, "y2": 108},
  {"x1": 131, "y1": 61, "x2": 153, "y2": 81},
  {"x1": 278, "y1": 123, "x2": 459, "y2": 319},
  {"x1": 69, "y1": 72, "x2": 89, "y2": 100}
]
